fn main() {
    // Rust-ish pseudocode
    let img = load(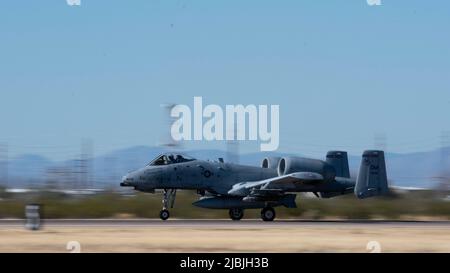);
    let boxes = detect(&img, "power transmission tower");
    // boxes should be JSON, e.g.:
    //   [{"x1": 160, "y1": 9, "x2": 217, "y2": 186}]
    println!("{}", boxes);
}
[
  {"x1": 103, "y1": 156, "x2": 117, "y2": 189},
  {"x1": 439, "y1": 131, "x2": 450, "y2": 191},
  {"x1": 441, "y1": 131, "x2": 450, "y2": 170},
  {"x1": 226, "y1": 127, "x2": 240, "y2": 164},
  {"x1": 159, "y1": 103, "x2": 183, "y2": 151},
  {"x1": 0, "y1": 143, "x2": 8, "y2": 187},
  {"x1": 226, "y1": 140, "x2": 240, "y2": 164},
  {"x1": 79, "y1": 139, "x2": 93, "y2": 189},
  {"x1": 374, "y1": 132, "x2": 387, "y2": 152}
]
